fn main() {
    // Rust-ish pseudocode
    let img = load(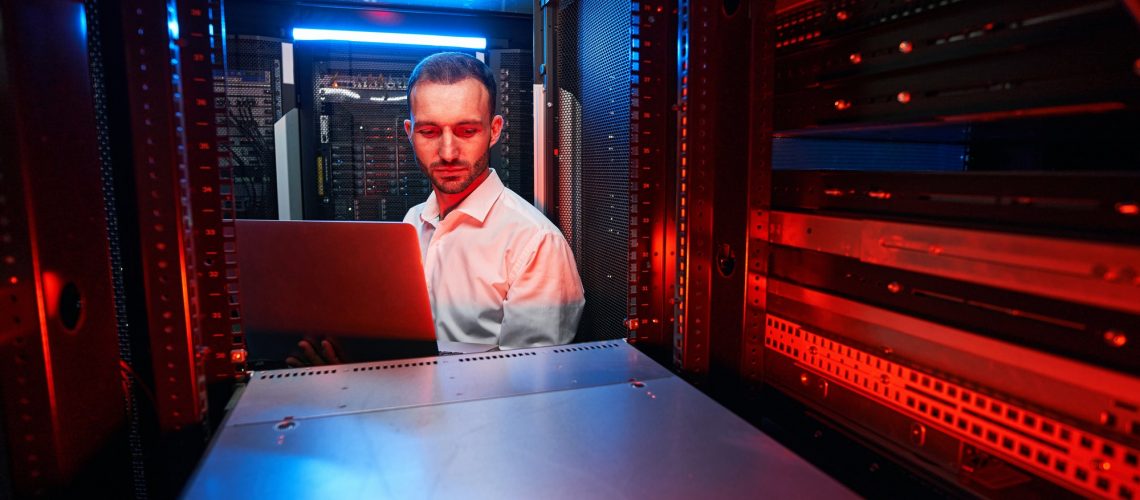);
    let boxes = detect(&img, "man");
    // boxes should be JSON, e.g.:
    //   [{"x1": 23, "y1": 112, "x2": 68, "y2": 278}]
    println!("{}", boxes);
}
[
  {"x1": 288, "y1": 52, "x2": 581, "y2": 366},
  {"x1": 401, "y1": 52, "x2": 584, "y2": 348}
]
